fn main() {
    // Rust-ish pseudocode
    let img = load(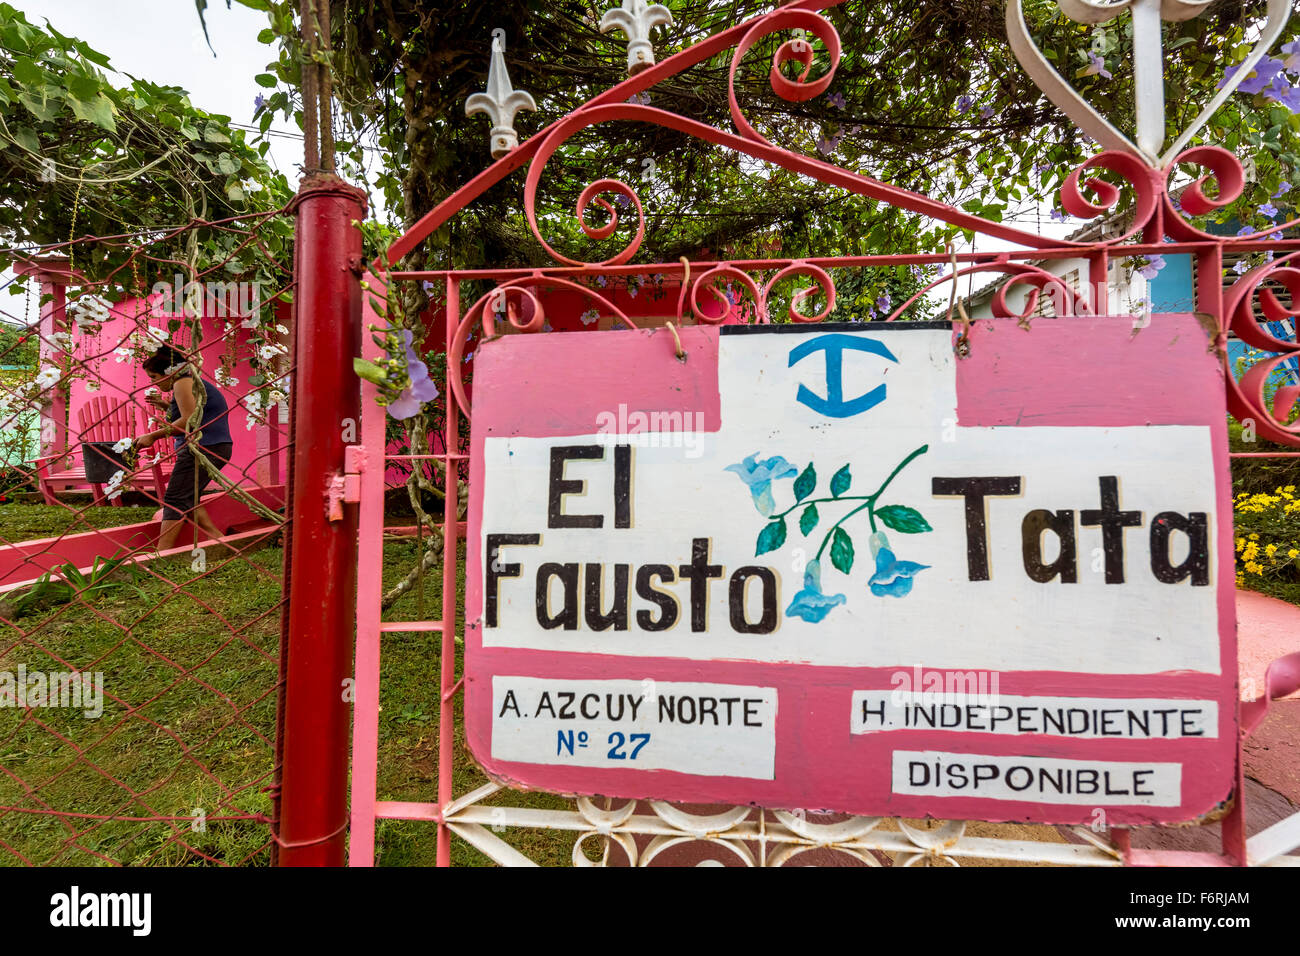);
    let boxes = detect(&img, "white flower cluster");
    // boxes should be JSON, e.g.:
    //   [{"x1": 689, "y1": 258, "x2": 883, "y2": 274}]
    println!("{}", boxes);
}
[
  {"x1": 257, "y1": 342, "x2": 288, "y2": 362},
  {"x1": 214, "y1": 367, "x2": 239, "y2": 387},
  {"x1": 105, "y1": 469, "x2": 125, "y2": 501},
  {"x1": 47, "y1": 331, "x2": 74, "y2": 351},
  {"x1": 68, "y1": 294, "x2": 111, "y2": 330},
  {"x1": 34, "y1": 366, "x2": 61, "y2": 390},
  {"x1": 242, "y1": 391, "x2": 263, "y2": 429}
]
